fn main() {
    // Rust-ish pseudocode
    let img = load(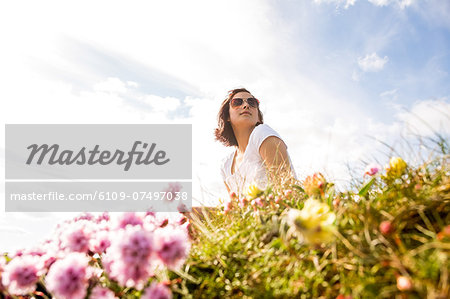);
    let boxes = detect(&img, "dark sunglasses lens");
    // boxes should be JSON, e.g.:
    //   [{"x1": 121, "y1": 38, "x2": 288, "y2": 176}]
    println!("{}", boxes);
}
[
  {"x1": 231, "y1": 98, "x2": 243, "y2": 107},
  {"x1": 247, "y1": 98, "x2": 258, "y2": 107}
]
